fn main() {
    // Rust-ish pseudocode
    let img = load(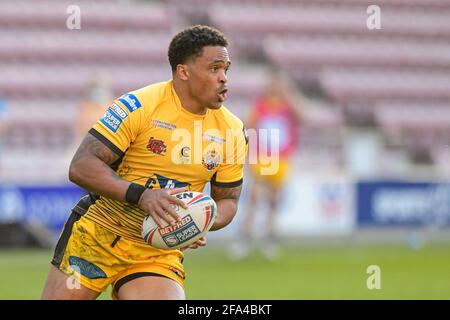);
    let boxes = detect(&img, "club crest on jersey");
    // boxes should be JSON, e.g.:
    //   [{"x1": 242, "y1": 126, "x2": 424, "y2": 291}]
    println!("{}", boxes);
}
[
  {"x1": 146, "y1": 137, "x2": 167, "y2": 155},
  {"x1": 202, "y1": 149, "x2": 221, "y2": 171}
]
